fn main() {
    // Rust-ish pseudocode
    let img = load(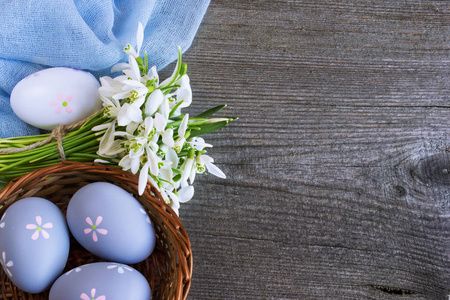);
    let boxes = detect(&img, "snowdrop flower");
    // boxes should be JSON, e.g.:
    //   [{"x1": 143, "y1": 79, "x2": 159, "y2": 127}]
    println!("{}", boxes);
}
[
  {"x1": 118, "y1": 116, "x2": 163, "y2": 195},
  {"x1": 91, "y1": 23, "x2": 231, "y2": 214},
  {"x1": 110, "y1": 62, "x2": 130, "y2": 74},
  {"x1": 123, "y1": 22, "x2": 144, "y2": 59},
  {"x1": 146, "y1": 66, "x2": 159, "y2": 83},
  {"x1": 123, "y1": 43, "x2": 139, "y2": 58},
  {"x1": 189, "y1": 137, "x2": 212, "y2": 151},
  {"x1": 154, "y1": 113, "x2": 174, "y2": 148},
  {"x1": 166, "y1": 147, "x2": 179, "y2": 168},
  {"x1": 180, "y1": 148, "x2": 195, "y2": 185},
  {"x1": 123, "y1": 55, "x2": 144, "y2": 84},
  {"x1": 94, "y1": 121, "x2": 123, "y2": 158},
  {"x1": 158, "y1": 165, "x2": 174, "y2": 188},
  {"x1": 98, "y1": 95, "x2": 120, "y2": 118},
  {"x1": 98, "y1": 76, "x2": 125, "y2": 98},
  {"x1": 144, "y1": 89, "x2": 164, "y2": 117},
  {"x1": 167, "y1": 75, "x2": 192, "y2": 116},
  {"x1": 136, "y1": 22, "x2": 144, "y2": 55},
  {"x1": 118, "y1": 117, "x2": 154, "y2": 174},
  {"x1": 158, "y1": 96, "x2": 171, "y2": 120},
  {"x1": 174, "y1": 114, "x2": 189, "y2": 153},
  {"x1": 178, "y1": 114, "x2": 189, "y2": 138},
  {"x1": 159, "y1": 188, "x2": 180, "y2": 215},
  {"x1": 199, "y1": 154, "x2": 226, "y2": 179},
  {"x1": 178, "y1": 184, "x2": 194, "y2": 203},
  {"x1": 117, "y1": 103, "x2": 142, "y2": 127}
]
